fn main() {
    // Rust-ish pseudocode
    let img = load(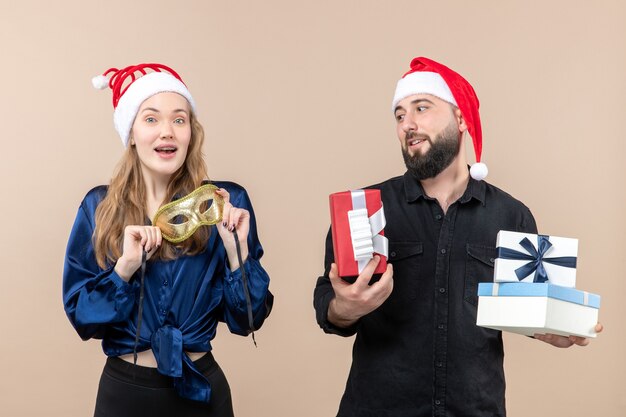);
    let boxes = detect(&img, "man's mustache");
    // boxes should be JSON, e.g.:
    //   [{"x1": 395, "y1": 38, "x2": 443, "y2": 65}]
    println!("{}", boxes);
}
[{"x1": 405, "y1": 131, "x2": 431, "y2": 144}]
